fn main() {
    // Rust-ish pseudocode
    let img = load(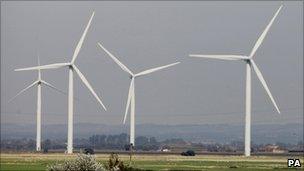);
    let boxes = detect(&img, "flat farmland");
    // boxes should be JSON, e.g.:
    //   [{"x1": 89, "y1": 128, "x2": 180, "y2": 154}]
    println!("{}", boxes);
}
[{"x1": 0, "y1": 153, "x2": 303, "y2": 170}]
